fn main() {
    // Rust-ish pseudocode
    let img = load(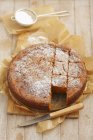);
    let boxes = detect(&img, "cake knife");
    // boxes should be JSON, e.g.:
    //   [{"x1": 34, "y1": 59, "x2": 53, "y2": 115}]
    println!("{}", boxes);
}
[{"x1": 18, "y1": 103, "x2": 84, "y2": 127}]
